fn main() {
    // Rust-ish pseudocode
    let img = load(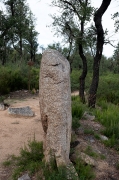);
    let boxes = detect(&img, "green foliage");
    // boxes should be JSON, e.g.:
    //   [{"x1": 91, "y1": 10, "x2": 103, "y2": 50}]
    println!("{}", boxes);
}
[
  {"x1": 97, "y1": 73, "x2": 119, "y2": 104},
  {"x1": 43, "y1": 163, "x2": 68, "y2": 180},
  {"x1": 70, "y1": 70, "x2": 80, "y2": 92},
  {"x1": 72, "y1": 116, "x2": 81, "y2": 130},
  {"x1": 72, "y1": 100, "x2": 83, "y2": 119},
  {"x1": 0, "y1": 66, "x2": 11, "y2": 94},
  {"x1": 84, "y1": 145, "x2": 106, "y2": 160},
  {"x1": 0, "y1": 95, "x2": 6, "y2": 102},
  {"x1": 103, "y1": 135, "x2": 118, "y2": 149},
  {"x1": 84, "y1": 146, "x2": 99, "y2": 159},
  {"x1": 72, "y1": 96, "x2": 84, "y2": 129},
  {"x1": 0, "y1": 65, "x2": 39, "y2": 94},
  {"x1": 3, "y1": 160, "x2": 13, "y2": 167},
  {"x1": 71, "y1": 70, "x2": 119, "y2": 105},
  {"x1": 0, "y1": 0, "x2": 39, "y2": 65},
  {"x1": 9, "y1": 69, "x2": 27, "y2": 91},
  {"x1": 30, "y1": 67, "x2": 39, "y2": 90},
  {"x1": 94, "y1": 102, "x2": 119, "y2": 149},
  {"x1": 43, "y1": 158, "x2": 95, "y2": 180},
  {"x1": 116, "y1": 162, "x2": 119, "y2": 170},
  {"x1": 51, "y1": 0, "x2": 94, "y2": 55},
  {"x1": 112, "y1": 12, "x2": 119, "y2": 33},
  {"x1": 3, "y1": 137, "x2": 96, "y2": 180},
  {"x1": 75, "y1": 158, "x2": 95, "y2": 180},
  {"x1": 94, "y1": 133, "x2": 101, "y2": 140},
  {"x1": 12, "y1": 140, "x2": 44, "y2": 179},
  {"x1": 72, "y1": 95, "x2": 85, "y2": 118},
  {"x1": 84, "y1": 129, "x2": 94, "y2": 135}
]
